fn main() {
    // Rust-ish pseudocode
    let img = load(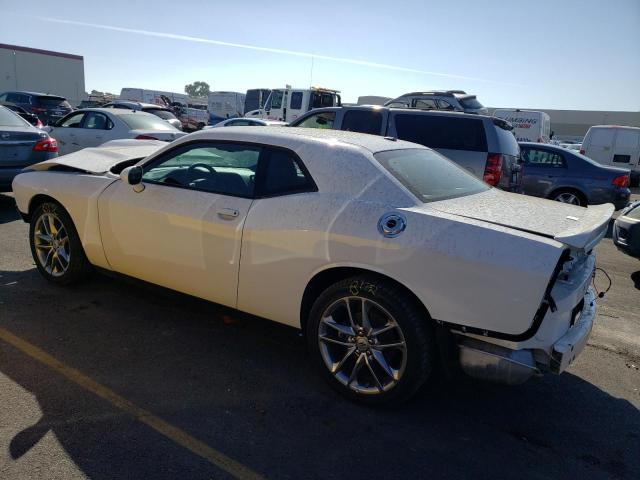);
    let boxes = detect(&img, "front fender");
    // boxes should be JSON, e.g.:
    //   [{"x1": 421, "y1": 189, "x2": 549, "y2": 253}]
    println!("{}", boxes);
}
[{"x1": 12, "y1": 171, "x2": 117, "y2": 269}]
